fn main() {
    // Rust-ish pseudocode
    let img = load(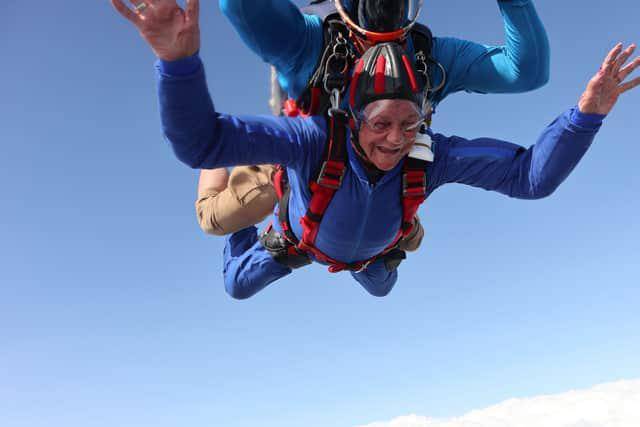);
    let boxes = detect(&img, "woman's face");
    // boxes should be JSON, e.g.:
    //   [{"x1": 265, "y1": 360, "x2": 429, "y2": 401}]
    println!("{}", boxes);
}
[{"x1": 356, "y1": 99, "x2": 422, "y2": 171}]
